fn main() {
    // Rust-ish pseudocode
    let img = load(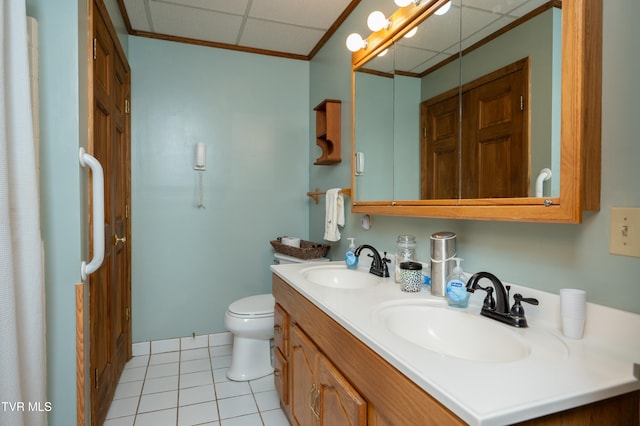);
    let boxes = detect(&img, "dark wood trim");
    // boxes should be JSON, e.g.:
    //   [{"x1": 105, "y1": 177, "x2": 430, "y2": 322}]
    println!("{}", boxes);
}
[
  {"x1": 308, "y1": 0, "x2": 362, "y2": 59},
  {"x1": 129, "y1": 29, "x2": 310, "y2": 61}
]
